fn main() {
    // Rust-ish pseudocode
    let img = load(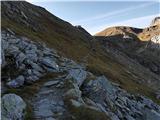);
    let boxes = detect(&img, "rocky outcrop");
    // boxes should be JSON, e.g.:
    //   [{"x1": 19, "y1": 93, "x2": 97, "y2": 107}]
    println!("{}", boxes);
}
[
  {"x1": 31, "y1": 70, "x2": 160, "y2": 120},
  {"x1": 2, "y1": 94, "x2": 26, "y2": 120},
  {"x1": 83, "y1": 75, "x2": 160, "y2": 120},
  {"x1": 1, "y1": 30, "x2": 60, "y2": 87}
]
